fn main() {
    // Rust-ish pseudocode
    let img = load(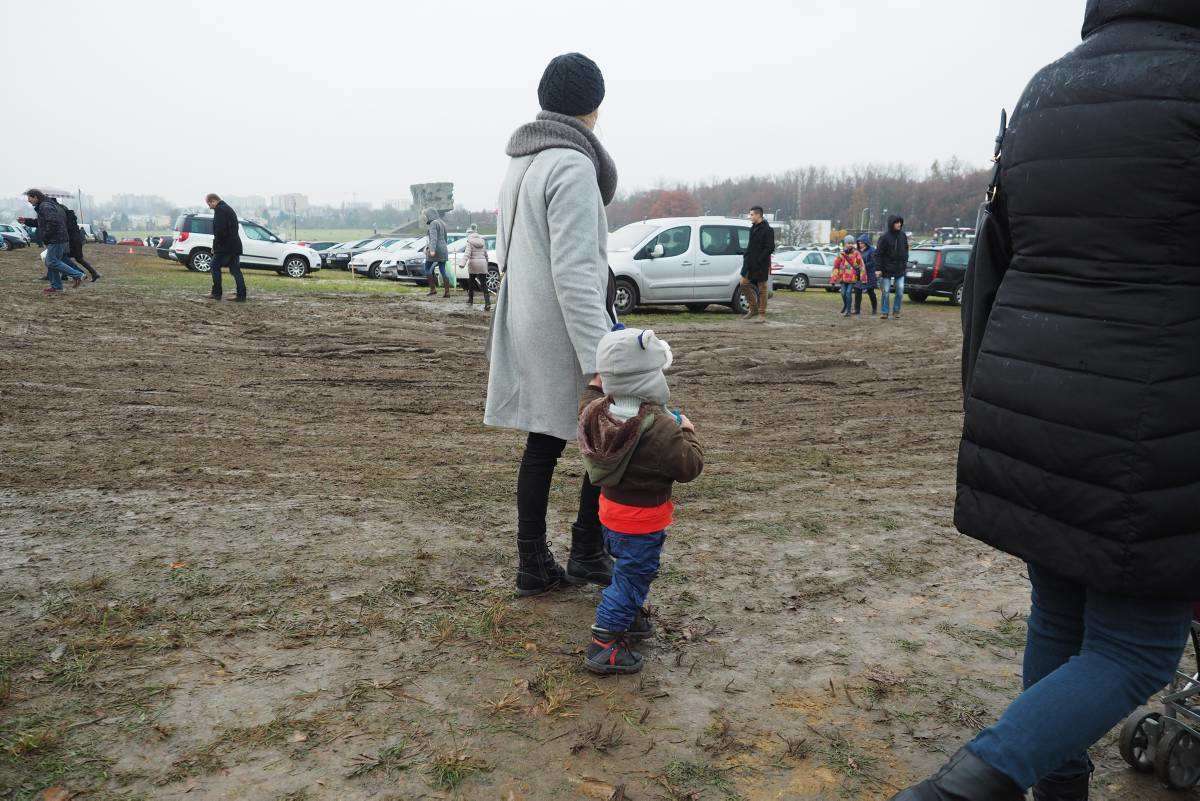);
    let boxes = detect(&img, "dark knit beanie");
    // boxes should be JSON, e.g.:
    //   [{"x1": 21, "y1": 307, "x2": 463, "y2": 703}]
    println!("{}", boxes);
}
[{"x1": 537, "y1": 52, "x2": 605, "y2": 117}]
